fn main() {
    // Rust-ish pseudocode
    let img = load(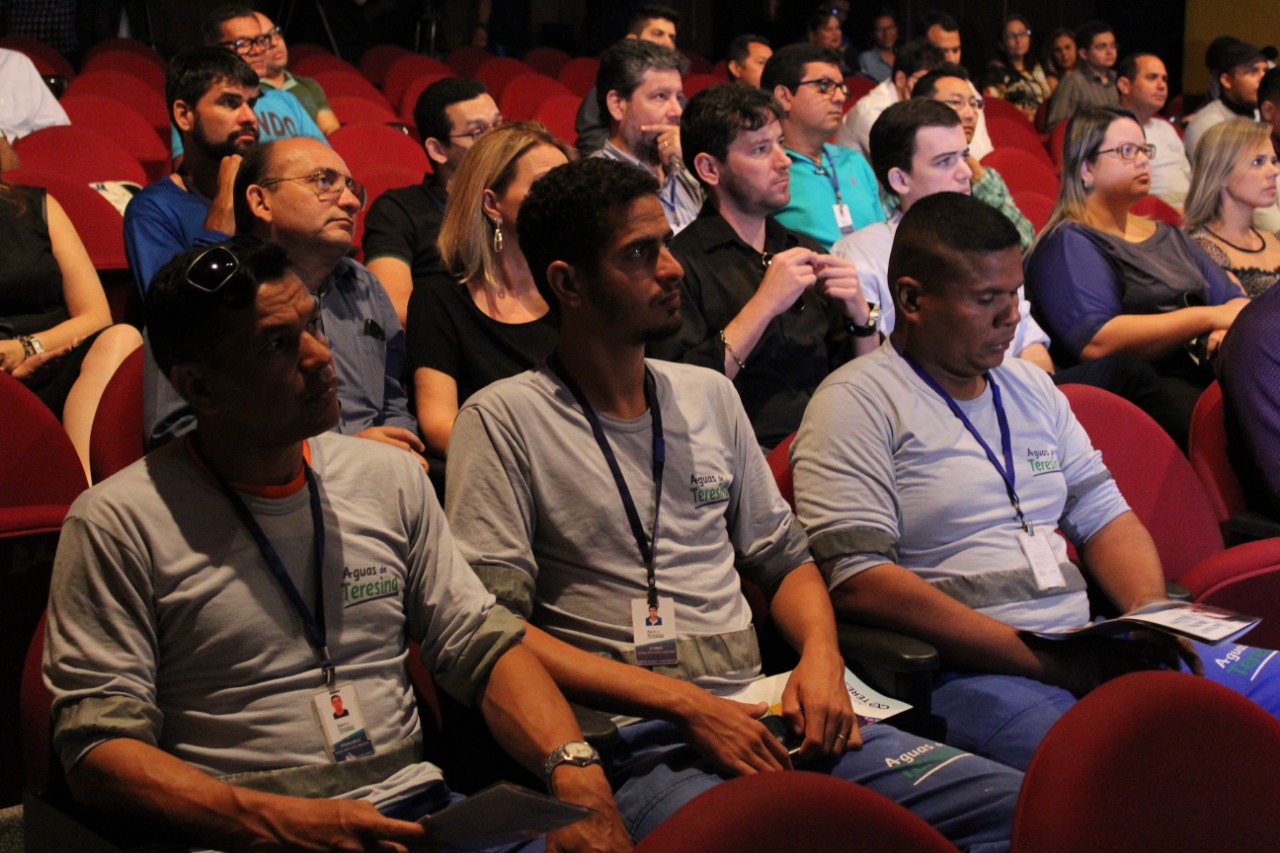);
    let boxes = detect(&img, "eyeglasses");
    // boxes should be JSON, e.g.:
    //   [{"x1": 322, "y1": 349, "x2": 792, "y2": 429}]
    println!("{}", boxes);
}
[
  {"x1": 259, "y1": 168, "x2": 367, "y2": 206},
  {"x1": 796, "y1": 77, "x2": 849, "y2": 97},
  {"x1": 449, "y1": 117, "x2": 504, "y2": 141},
  {"x1": 1095, "y1": 142, "x2": 1156, "y2": 161},
  {"x1": 219, "y1": 31, "x2": 275, "y2": 55},
  {"x1": 940, "y1": 95, "x2": 985, "y2": 111},
  {"x1": 1004, "y1": 29, "x2": 1032, "y2": 40}
]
